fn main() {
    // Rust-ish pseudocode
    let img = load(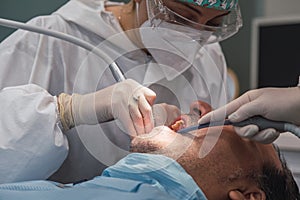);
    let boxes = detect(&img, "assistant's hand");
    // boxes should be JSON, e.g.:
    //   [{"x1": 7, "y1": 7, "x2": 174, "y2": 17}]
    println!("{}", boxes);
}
[
  {"x1": 199, "y1": 87, "x2": 300, "y2": 143},
  {"x1": 58, "y1": 79, "x2": 156, "y2": 136},
  {"x1": 152, "y1": 103, "x2": 181, "y2": 127}
]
